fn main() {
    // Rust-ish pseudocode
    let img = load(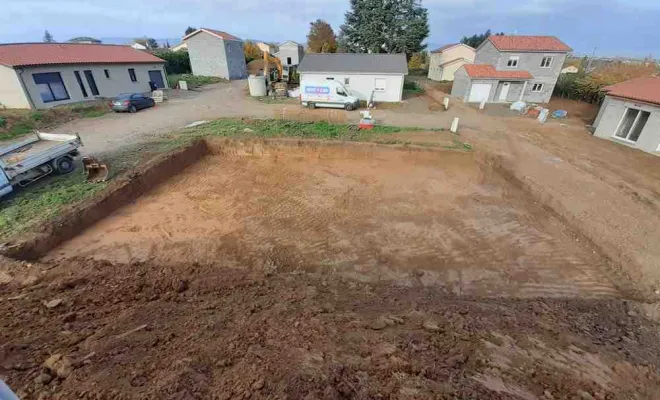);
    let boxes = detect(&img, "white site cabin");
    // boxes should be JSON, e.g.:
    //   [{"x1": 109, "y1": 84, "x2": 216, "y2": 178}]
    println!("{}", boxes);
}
[{"x1": 297, "y1": 53, "x2": 408, "y2": 104}]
